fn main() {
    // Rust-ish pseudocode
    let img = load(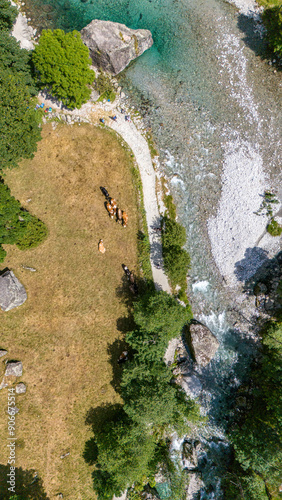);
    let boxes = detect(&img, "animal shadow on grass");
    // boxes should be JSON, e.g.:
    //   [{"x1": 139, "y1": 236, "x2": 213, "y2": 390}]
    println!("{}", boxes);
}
[{"x1": 0, "y1": 464, "x2": 49, "y2": 499}]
